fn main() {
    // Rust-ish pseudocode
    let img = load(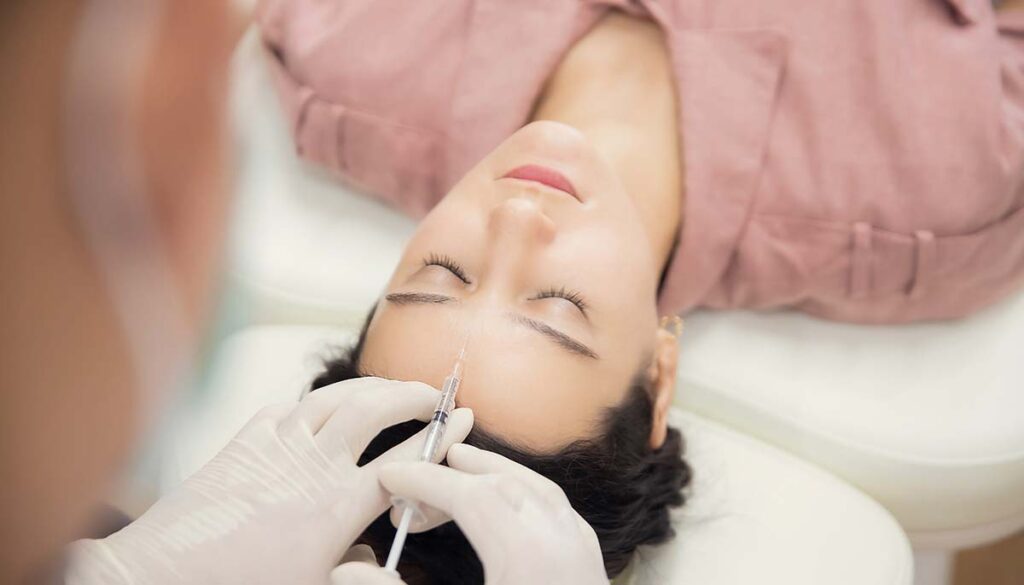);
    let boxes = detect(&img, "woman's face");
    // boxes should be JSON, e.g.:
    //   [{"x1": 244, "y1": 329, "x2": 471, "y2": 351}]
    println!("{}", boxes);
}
[{"x1": 361, "y1": 121, "x2": 665, "y2": 451}]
